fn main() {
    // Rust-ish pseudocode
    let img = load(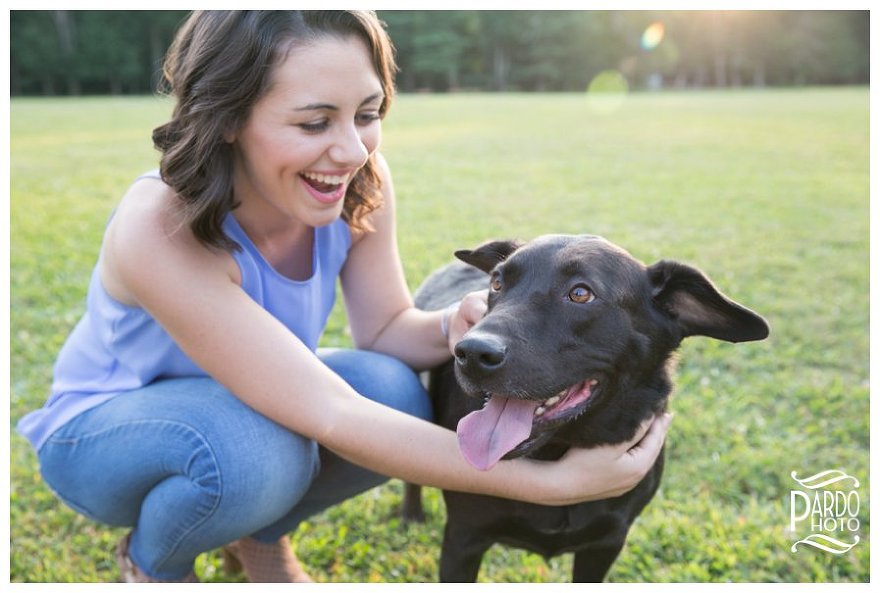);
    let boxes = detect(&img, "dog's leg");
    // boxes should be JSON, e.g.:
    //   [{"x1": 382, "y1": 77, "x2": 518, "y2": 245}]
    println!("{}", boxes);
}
[
  {"x1": 438, "y1": 521, "x2": 493, "y2": 582},
  {"x1": 401, "y1": 483, "x2": 425, "y2": 523},
  {"x1": 571, "y1": 543, "x2": 625, "y2": 582}
]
